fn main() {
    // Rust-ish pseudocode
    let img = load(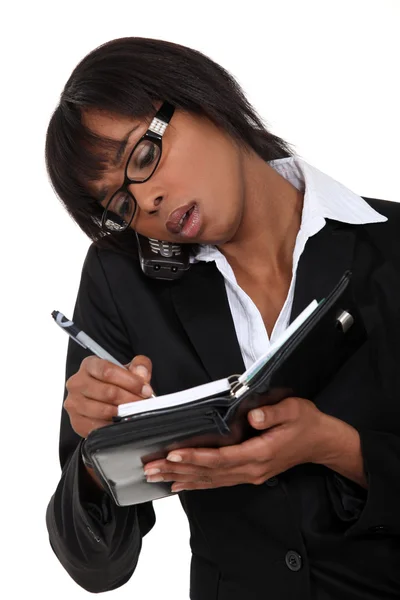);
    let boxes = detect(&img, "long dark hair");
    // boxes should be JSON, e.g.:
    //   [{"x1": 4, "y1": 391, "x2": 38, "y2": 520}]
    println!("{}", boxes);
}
[{"x1": 45, "y1": 37, "x2": 294, "y2": 254}]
